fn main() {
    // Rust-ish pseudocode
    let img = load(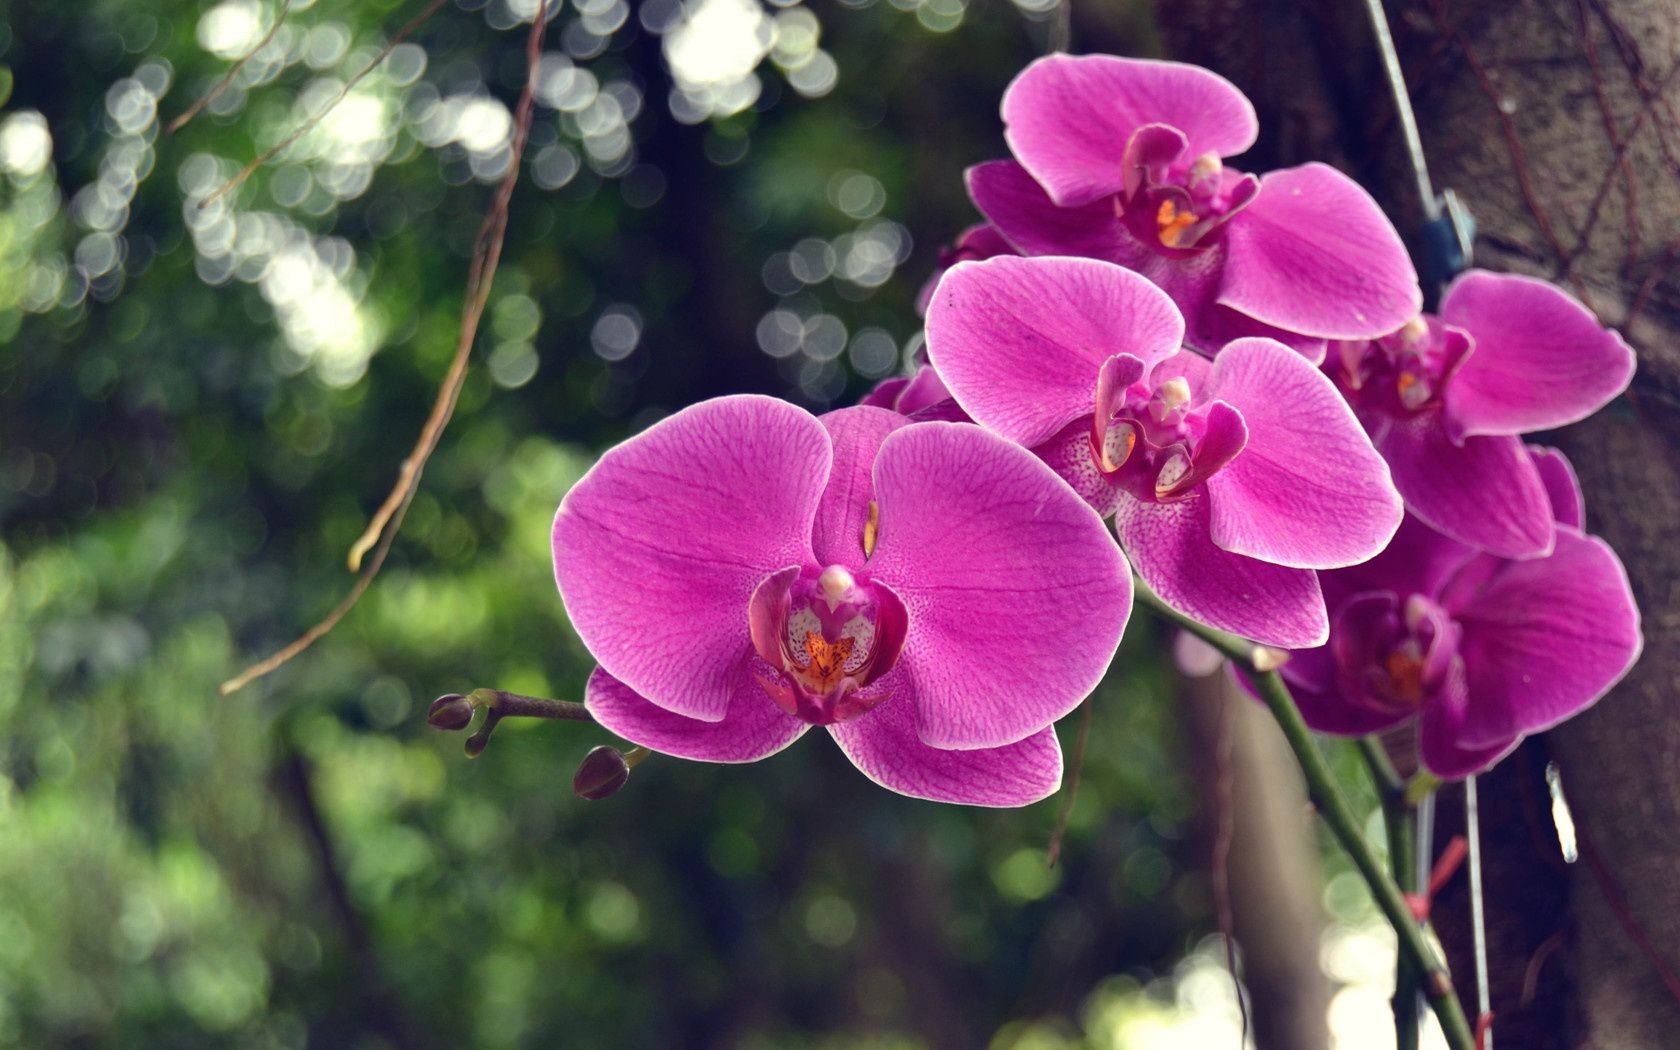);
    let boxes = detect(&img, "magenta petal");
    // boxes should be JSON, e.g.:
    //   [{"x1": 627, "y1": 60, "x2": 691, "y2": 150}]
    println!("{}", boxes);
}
[
  {"x1": 586, "y1": 664, "x2": 809, "y2": 763},
  {"x1": 1441, "y1": 270, "x2": 1636, "y2": 437},
  {"x1": 812, "y1": 406, "x2": 909, "y2": 568},
  {"x1": 925, "y1": 255, "x2": 1184, "y2": 448},
  {"x1": 1377, "y1": 419, "x2": 1555, "y2": 559},
  {"x1": 967, "y1": 161, "x2": 1327, "y2": 362},
  {"x1": 829, "y1": 672, "x2": 1063, "y2": 806},
  {"x1": 1529, "y1": 445, "x2": 1585, "y2": 529},
  {"x1": 1218, "y1": 163, "x2": 1421, "y2": 339},
  {"x1": 967, "y1": 160, "x2": 1141, "y2": 262},
  {"x1": 865, "y1": 422, "x2": 1132, "y2": 749},
  {"x1": 1115, "y1": 492, "x2": 1329, "y2": 647},
  {"x1": 1284, "y1": 663, "x2": 1411, "y2": 737},
  {"x1": 1328, "y1": 515, "x2": 1476, "y2": 605},
  {"x1": 1418, "y1": 692, "x2": 1520, "y2": 780},
  {"x1": 1001, "y1": 54, "x2": 1257, "y2": 207},
  {"x1": 552, "y1": 395, "x2": 830, "y2": 721},
  {"x1": 1203, "y1": 337, "x2": 1402, "y2": 567},
  {"x1": 1446, "y1": 527, "x2": 1642, "y2": 748}
]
